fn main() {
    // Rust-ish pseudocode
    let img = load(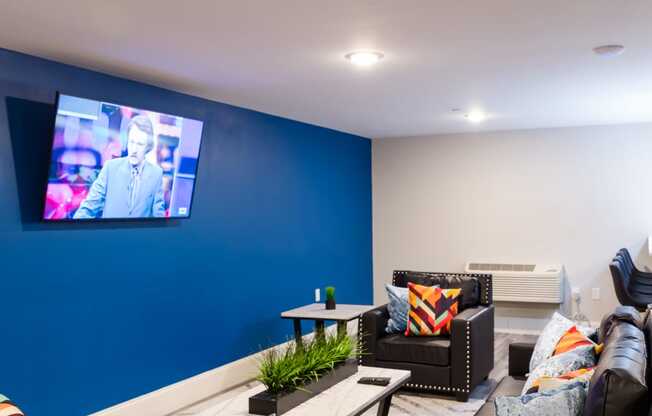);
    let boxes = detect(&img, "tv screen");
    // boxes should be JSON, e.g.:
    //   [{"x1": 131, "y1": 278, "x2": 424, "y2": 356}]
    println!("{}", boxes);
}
[{"x1": 43, "y1": 94, "x2": 204, "y2": 220}]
